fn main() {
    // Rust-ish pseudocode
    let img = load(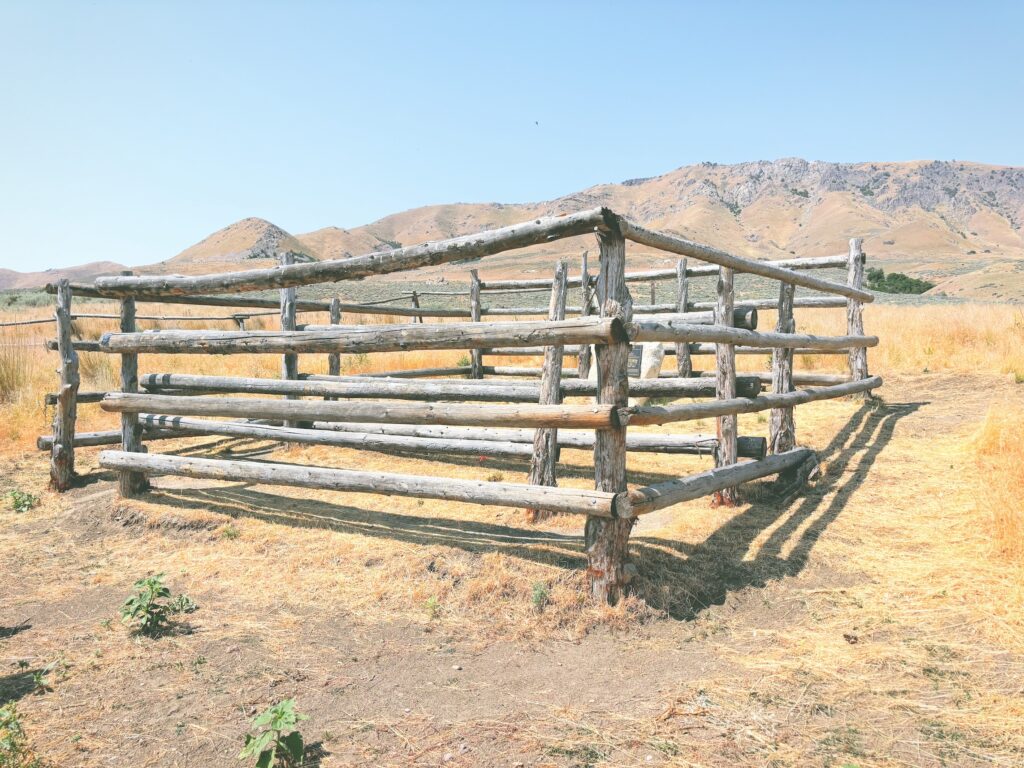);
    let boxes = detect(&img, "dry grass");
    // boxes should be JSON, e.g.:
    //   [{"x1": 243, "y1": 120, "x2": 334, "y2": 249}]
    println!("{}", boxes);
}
[{"x1": 974, "y1": 405, "x2": 1024, "y2": 564}]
